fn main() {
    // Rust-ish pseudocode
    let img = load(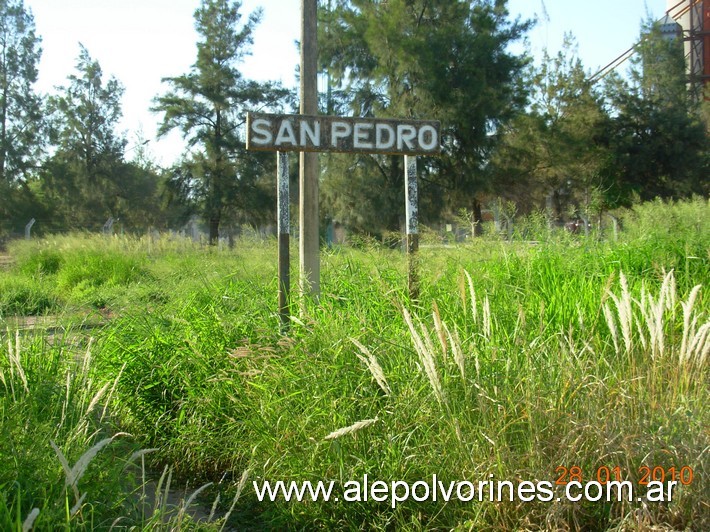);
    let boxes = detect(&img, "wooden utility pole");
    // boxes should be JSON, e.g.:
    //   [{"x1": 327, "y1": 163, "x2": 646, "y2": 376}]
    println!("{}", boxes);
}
[{"x1": 300, "y1": 0, "x2": 320, "y2": 298}]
